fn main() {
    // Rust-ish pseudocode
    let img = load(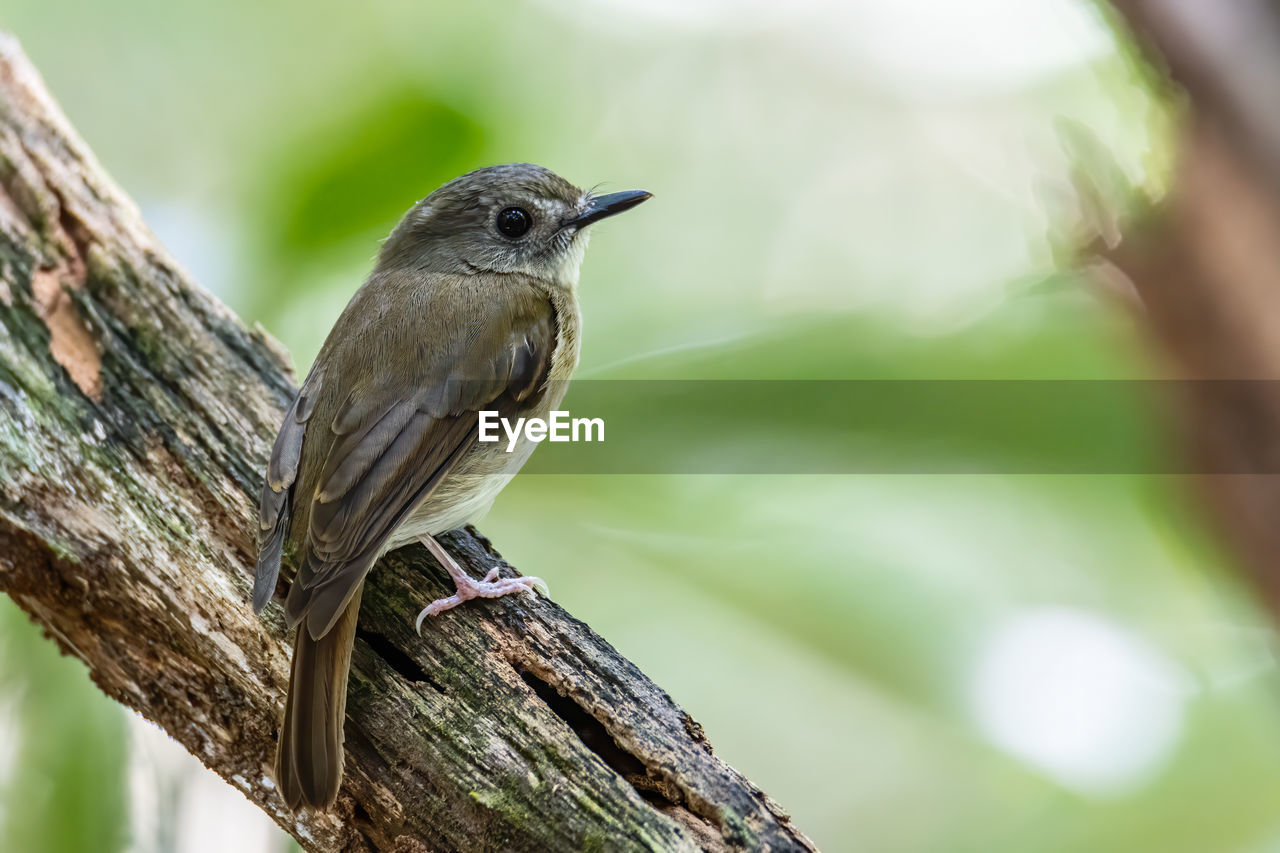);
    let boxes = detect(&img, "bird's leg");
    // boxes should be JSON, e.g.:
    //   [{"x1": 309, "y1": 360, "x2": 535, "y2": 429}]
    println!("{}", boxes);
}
[{"x1": 414, "y1": 534, "x2": 547, "y2": 633}]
